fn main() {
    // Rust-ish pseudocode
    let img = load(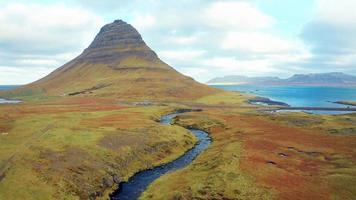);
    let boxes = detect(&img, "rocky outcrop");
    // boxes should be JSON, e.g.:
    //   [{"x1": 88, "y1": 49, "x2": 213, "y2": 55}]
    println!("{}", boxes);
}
[
  {"x1": 87, "y1": 20, "x2": 144, "y2": 50},
  {"x1": 78, "y1": 20, "x2": 157, "y2": 63}
]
